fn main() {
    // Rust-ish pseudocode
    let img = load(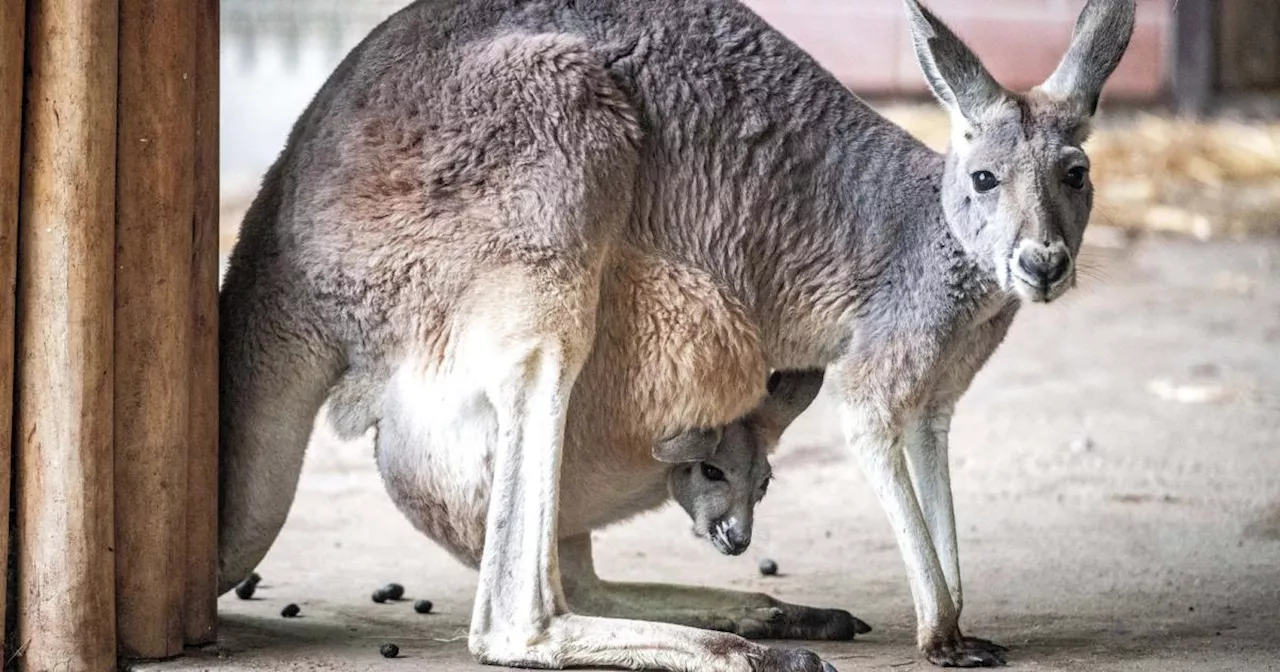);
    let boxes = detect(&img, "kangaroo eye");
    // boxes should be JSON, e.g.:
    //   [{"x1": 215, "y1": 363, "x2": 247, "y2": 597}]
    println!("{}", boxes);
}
[
  {"x1": 970, "y1": 171, "x2": 1000, "y2": 193},
  {"x1": 700, "y1": 464, "x2": 725, "y2": 482},
  {"x1": 1064, "y1": 166, "x2": 1089, "y2": 190}
]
